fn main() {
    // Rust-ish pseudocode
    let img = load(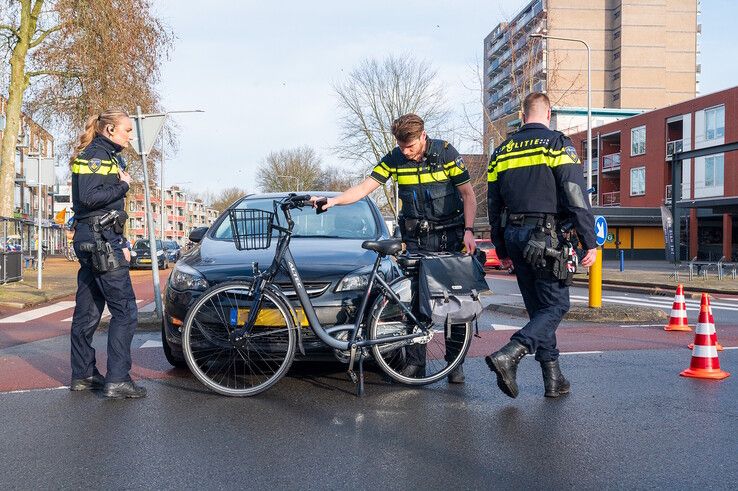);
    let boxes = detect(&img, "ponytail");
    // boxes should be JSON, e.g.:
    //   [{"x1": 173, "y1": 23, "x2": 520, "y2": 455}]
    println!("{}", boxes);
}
[{"x1": 70, "y1": 108, "x2": 130, "y2": 165}]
